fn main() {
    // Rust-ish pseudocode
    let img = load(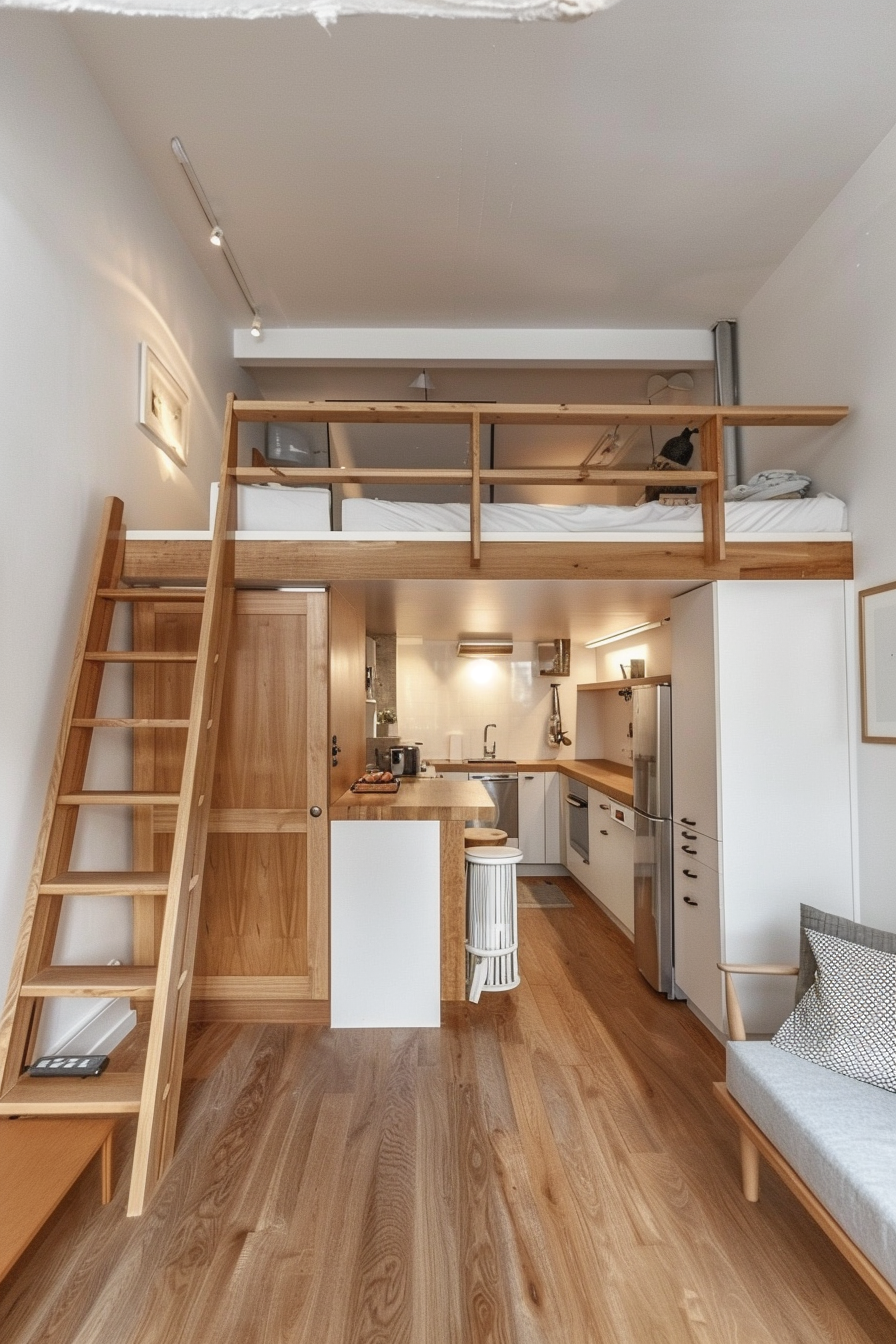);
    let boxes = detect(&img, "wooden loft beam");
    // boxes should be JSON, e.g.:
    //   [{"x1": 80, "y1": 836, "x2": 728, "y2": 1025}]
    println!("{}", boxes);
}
[
  {"x1": 232, "y1": 400, "x2": 849, "y2": 428},
  {"x1": 470, "y1": 411, "x2": 481, "y2": 567},
  {"x1": 233, "y1": 467, "x2": 716, "y2": 486}
]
